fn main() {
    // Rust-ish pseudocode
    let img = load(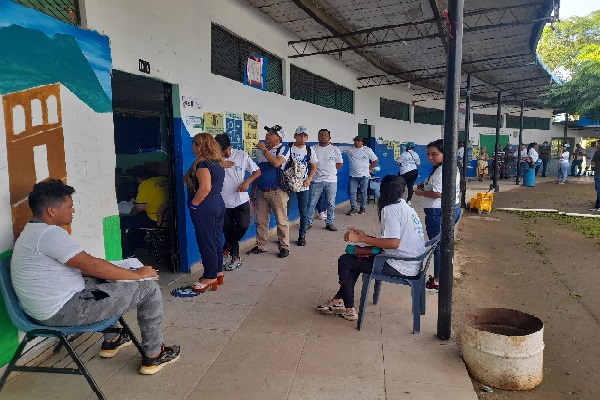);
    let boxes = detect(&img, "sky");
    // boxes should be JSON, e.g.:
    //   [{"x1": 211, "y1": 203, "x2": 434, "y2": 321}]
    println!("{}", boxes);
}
[{"x1": 559, "y1": 0, "x2": 599, "y2": 19}]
